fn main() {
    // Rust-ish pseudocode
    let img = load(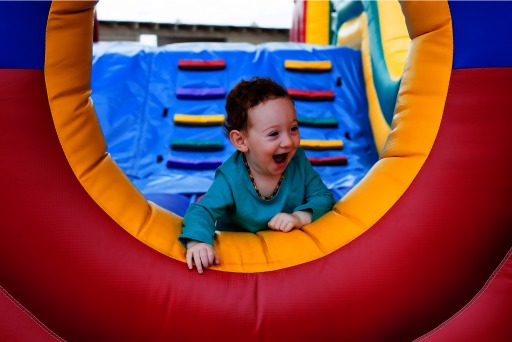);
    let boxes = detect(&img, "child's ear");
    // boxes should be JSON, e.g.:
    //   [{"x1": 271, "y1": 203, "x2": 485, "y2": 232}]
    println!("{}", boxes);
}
[{"x1": 229, "y1": 130, "x2": 248, "y2": 152}]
